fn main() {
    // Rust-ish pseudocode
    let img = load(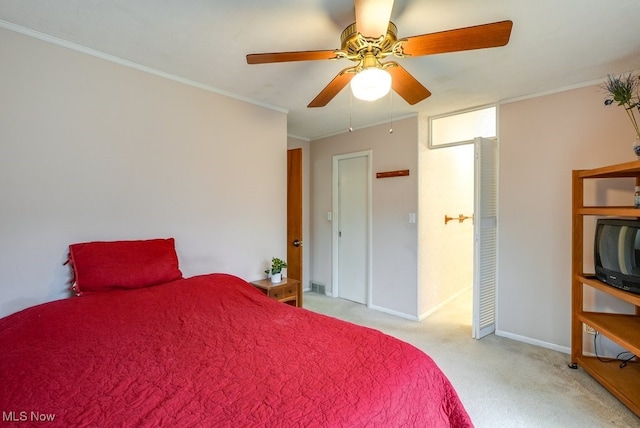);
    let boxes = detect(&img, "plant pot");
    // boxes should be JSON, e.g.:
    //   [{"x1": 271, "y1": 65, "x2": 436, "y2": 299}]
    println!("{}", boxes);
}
[
  {"x1": 634, "y1": 136, "x2": 640, "y2": 159},
  {"x1": 270, "y1": 273, "x2": 282, "y2": 283}
]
